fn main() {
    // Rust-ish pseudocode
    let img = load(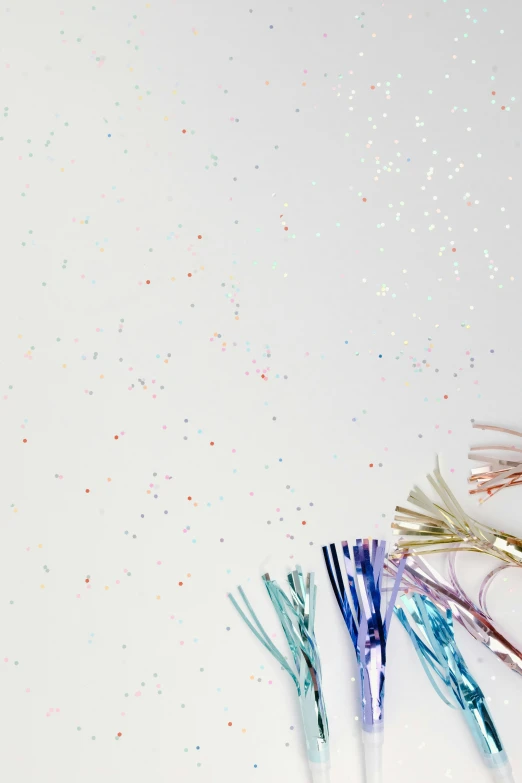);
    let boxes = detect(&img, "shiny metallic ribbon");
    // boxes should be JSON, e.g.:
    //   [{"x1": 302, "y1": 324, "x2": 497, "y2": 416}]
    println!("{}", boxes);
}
[
  {"x1": 396, "y1": 593, "x2": 509, "y2": 771},
  {"x1": 393, "y1": 457, "x2": 522, "y2": 565},
  {"x1": 385, "y1": 554, "x2": 522, "y2": 676},
  {"x1": 322, "y1": 539, "x2": 405, "y2": 731},
  {"x1": 469, "y1": 423, "x2": 522, "y2": 500},
  {"x1": 229, "y1": 568, "x2": 329, "y2": 766},
  {"x1": 392, "y1": 462, "x2": 522, "y2": 565}
]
